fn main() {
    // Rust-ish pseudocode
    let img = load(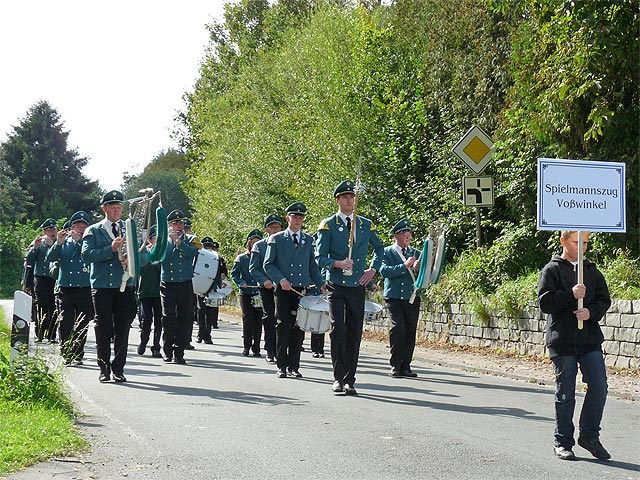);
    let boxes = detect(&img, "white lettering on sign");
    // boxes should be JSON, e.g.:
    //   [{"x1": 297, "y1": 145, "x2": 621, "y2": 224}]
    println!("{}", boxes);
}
[{"x1": 537, "y1": 158, "x2": 626, "y2": 232}]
